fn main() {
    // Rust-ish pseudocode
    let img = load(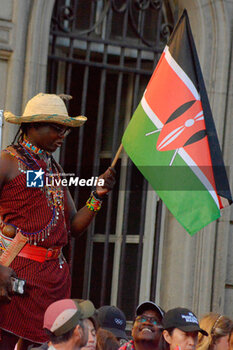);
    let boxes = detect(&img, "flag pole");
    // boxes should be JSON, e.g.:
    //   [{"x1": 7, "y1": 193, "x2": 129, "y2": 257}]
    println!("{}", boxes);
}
[{"x1": 111, "y1": 143, "x2": 123, "y2": 168}]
